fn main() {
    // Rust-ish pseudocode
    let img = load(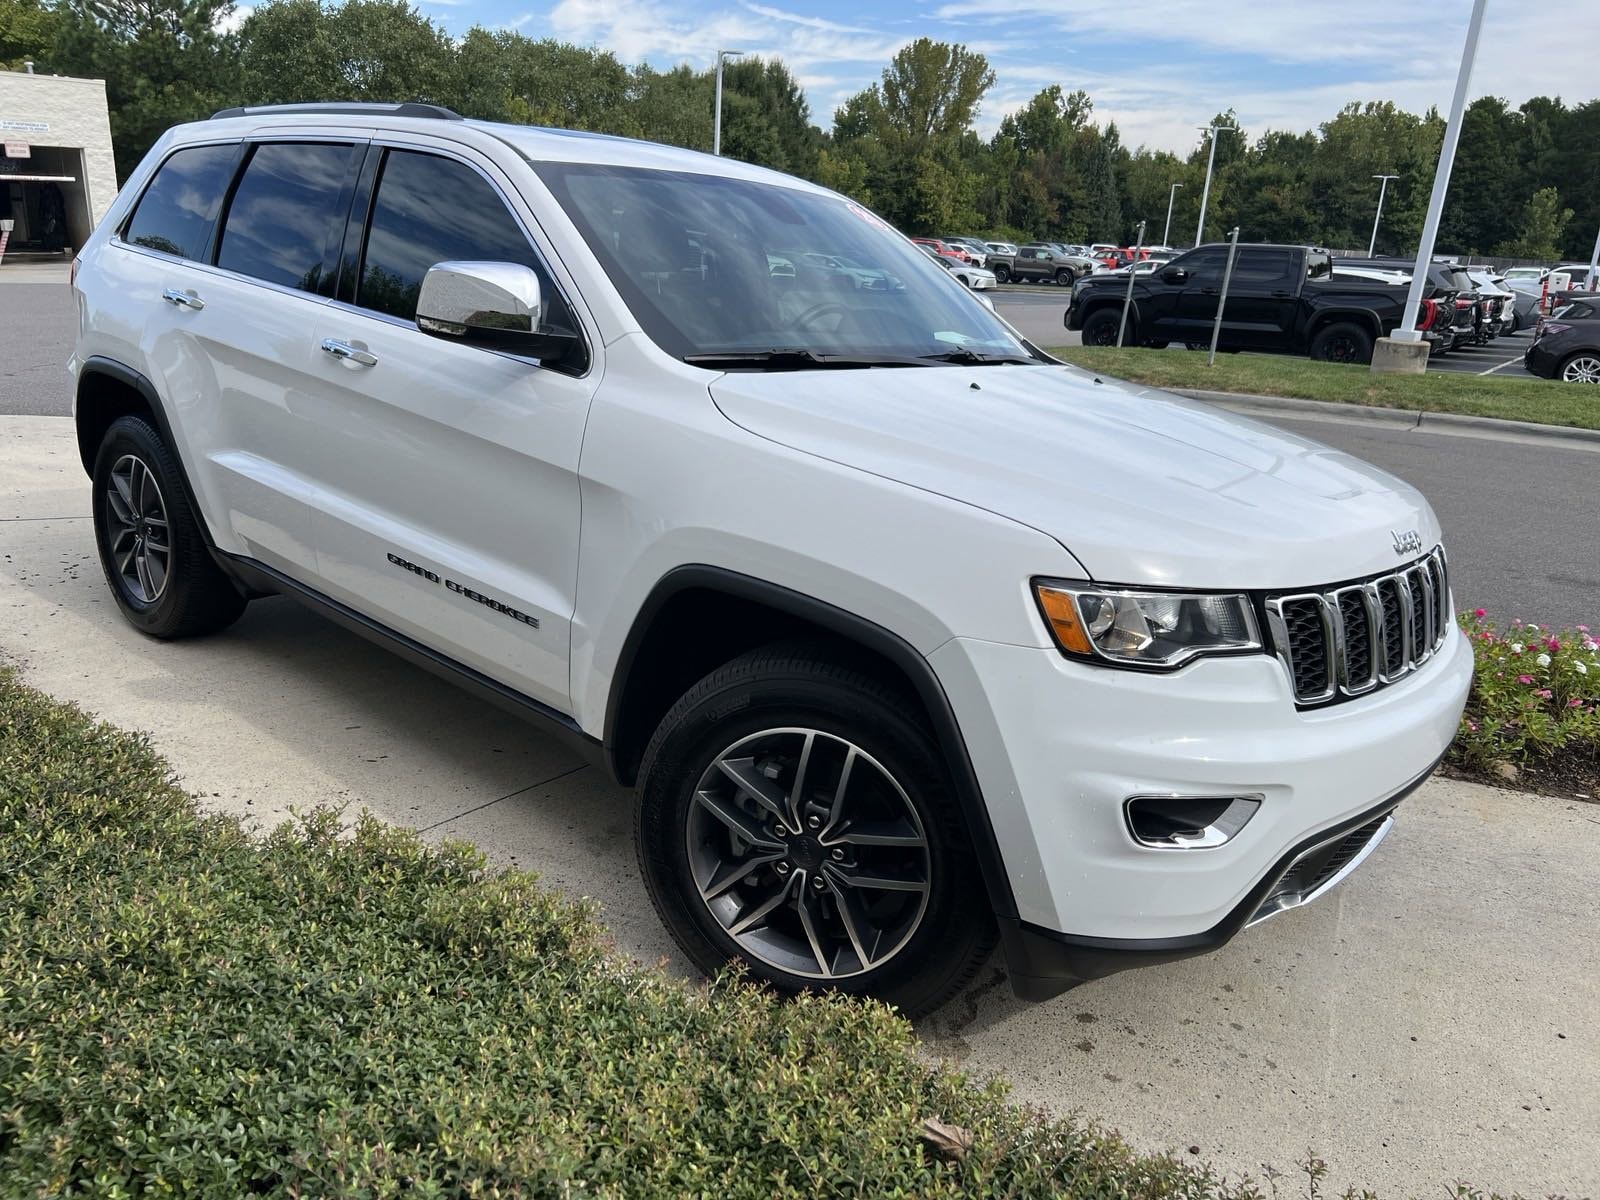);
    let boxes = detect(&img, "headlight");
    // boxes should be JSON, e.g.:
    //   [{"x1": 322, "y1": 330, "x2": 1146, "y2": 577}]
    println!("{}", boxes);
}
[{"x1": 1033, "y1": 581, "x2": 1261, "y2": 669}]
